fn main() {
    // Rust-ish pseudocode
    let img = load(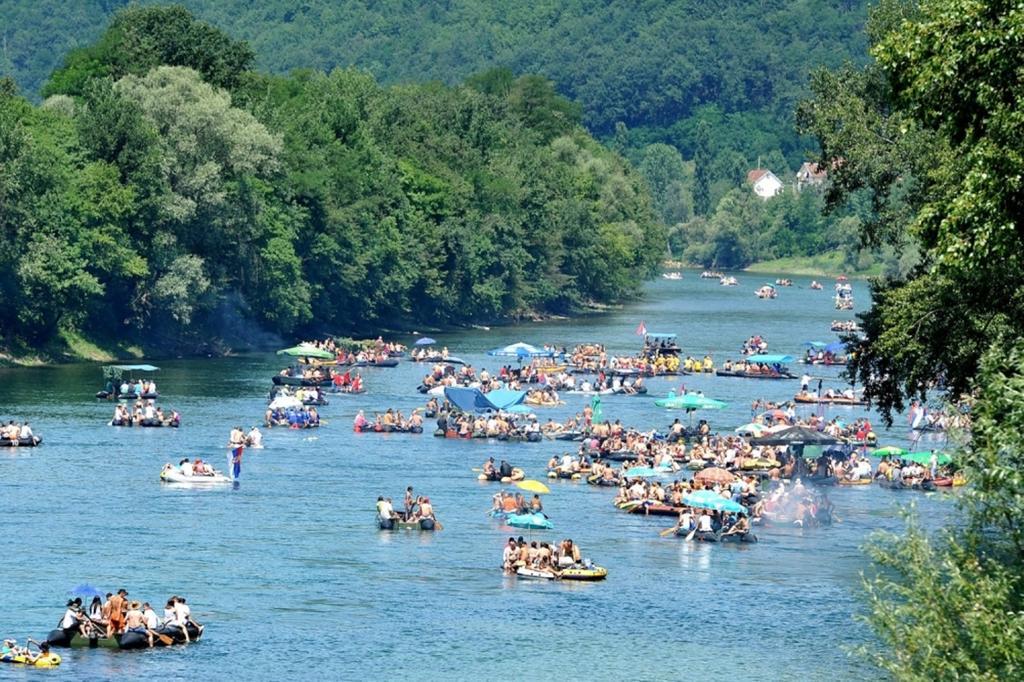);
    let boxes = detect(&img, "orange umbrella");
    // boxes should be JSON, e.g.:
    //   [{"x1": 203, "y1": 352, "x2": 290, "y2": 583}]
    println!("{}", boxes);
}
[{"x1": 692, "y1": 467, "x2": 737, "y2": 485}]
